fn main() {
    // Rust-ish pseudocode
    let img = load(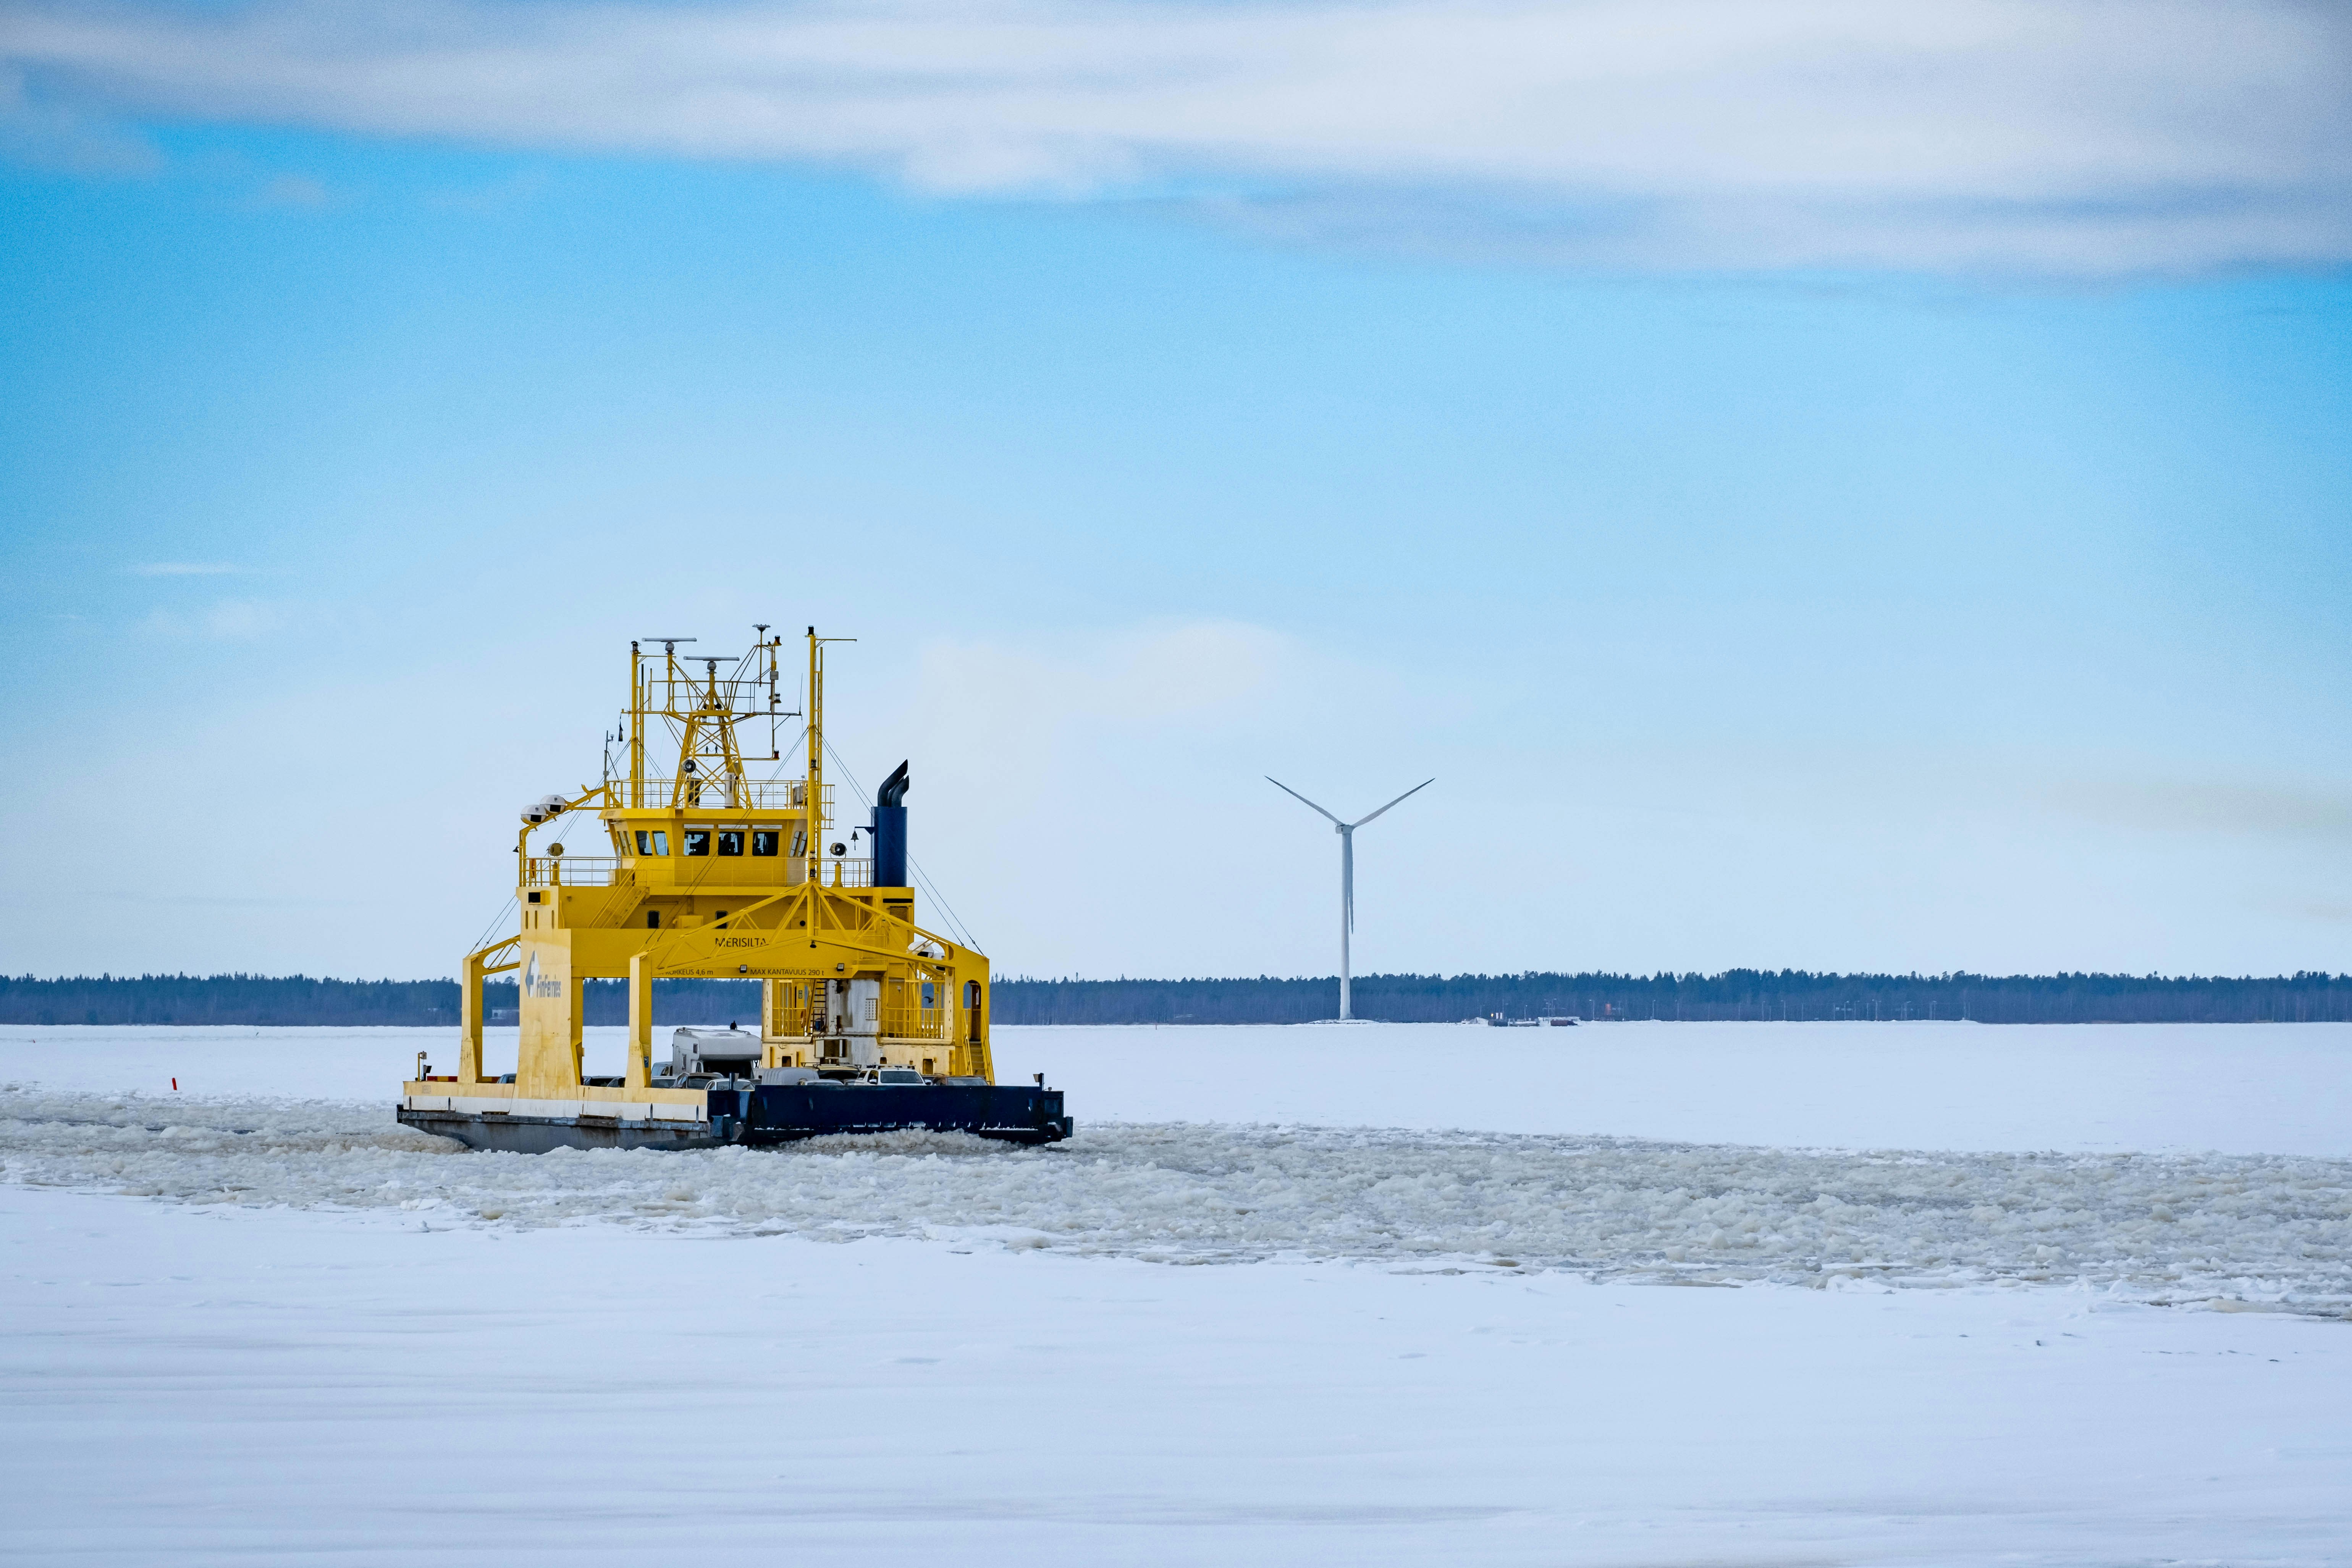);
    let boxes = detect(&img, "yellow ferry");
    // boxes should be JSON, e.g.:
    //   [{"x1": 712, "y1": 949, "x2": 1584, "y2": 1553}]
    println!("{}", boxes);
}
[{"x1": 399, "y1": 629, "x2": 1071, "y2": 1151}]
